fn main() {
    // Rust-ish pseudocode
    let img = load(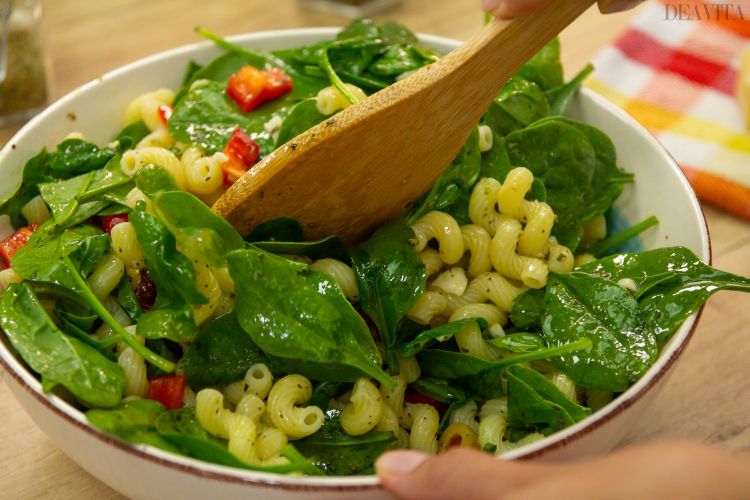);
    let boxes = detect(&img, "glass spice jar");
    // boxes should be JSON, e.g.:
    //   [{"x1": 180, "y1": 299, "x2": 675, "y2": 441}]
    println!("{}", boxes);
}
[{"x1": 0, "y1": 0, "x2": 49, "y2": 126}]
